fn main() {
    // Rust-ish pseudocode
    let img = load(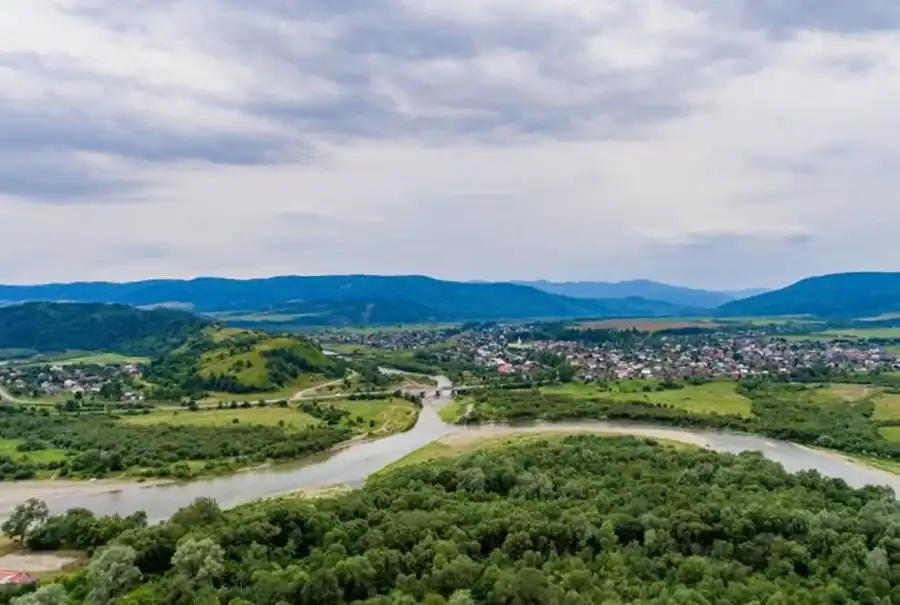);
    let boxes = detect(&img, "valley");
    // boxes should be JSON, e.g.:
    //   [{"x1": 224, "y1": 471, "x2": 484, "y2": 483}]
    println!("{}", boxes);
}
[{"x1": 7, "y1": 273, "x2": 900, "y2": 603}]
